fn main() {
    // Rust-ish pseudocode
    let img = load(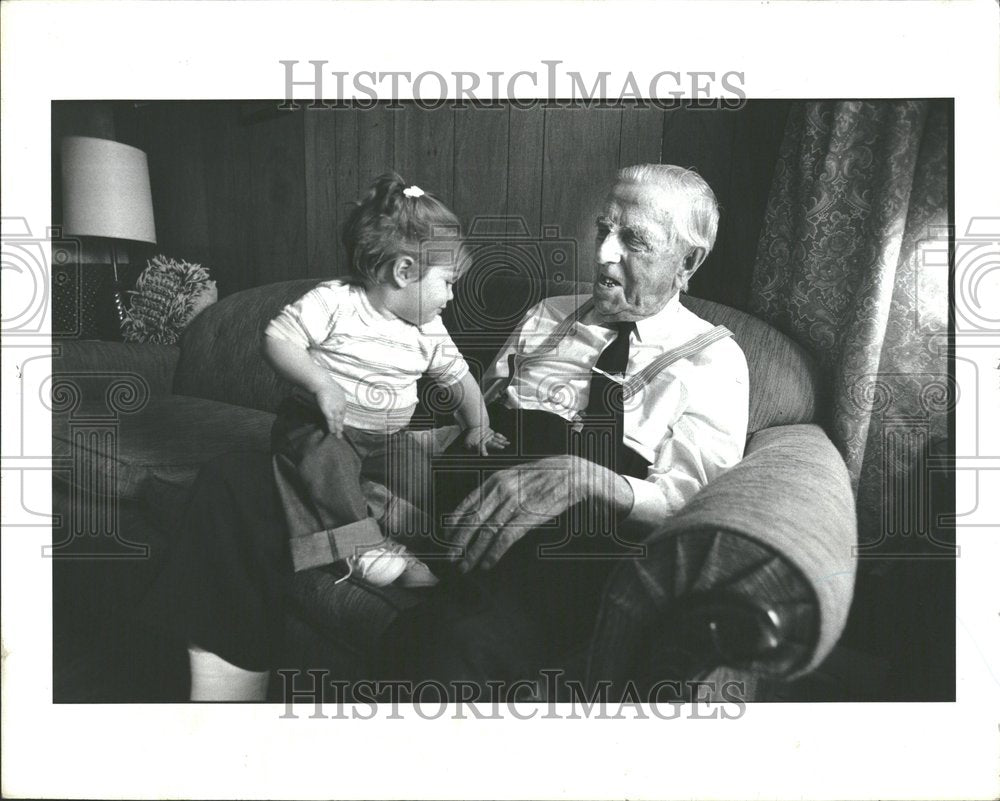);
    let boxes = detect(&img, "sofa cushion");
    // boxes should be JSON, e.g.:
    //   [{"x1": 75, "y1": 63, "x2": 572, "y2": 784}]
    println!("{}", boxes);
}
[
  {"x1": 52, "y1": 393, "x2": 274, "y2": 502},
  {"x1": 53, "y1": 340, "x2": 181, "y2": 396}
]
